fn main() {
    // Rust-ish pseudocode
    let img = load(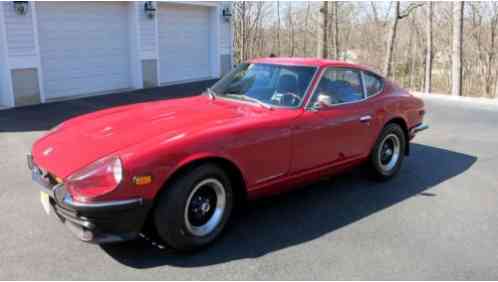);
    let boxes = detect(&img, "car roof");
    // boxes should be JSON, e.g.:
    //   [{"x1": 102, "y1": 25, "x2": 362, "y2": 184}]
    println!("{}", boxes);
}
[{"x1": 249, "y1": 57, "x2": 381, "y2": 77}]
